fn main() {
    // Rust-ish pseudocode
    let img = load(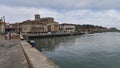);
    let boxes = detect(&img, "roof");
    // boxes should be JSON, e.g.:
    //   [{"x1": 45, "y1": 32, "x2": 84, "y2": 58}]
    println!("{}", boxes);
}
[{"x1": 60, "y1": 23, "x2": 76, "y2": 26}]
